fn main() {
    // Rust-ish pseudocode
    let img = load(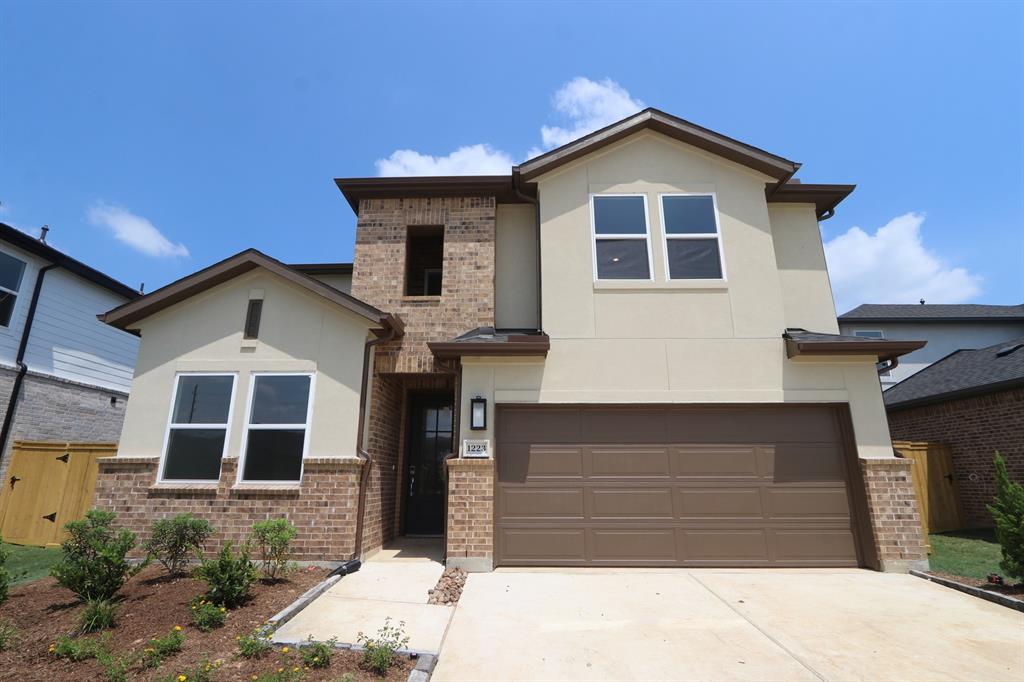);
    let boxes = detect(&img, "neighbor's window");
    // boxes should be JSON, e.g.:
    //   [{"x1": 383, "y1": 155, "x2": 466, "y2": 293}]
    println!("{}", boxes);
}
[
  {"x1": 405, "y1": 226, "x2": 444, "y2": 296},
  {"x1": 660, "y1": 195, "x2": 725, "y2": 280},
  {"x1": 161, "y1": 374, "x2": 235, "y2": 481},
  {"x1": 0, "y1": 251, "x2": 27, "y2": 327},
  {"x1": 240, "y1": 373, "x2": 313, "y2": 482},
  {"x1": 853, "y1": 330, "x2": 891, "y2": 377},
  {"x1": 591, "y1": 195, "x2": 652, "y2": 280}
]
